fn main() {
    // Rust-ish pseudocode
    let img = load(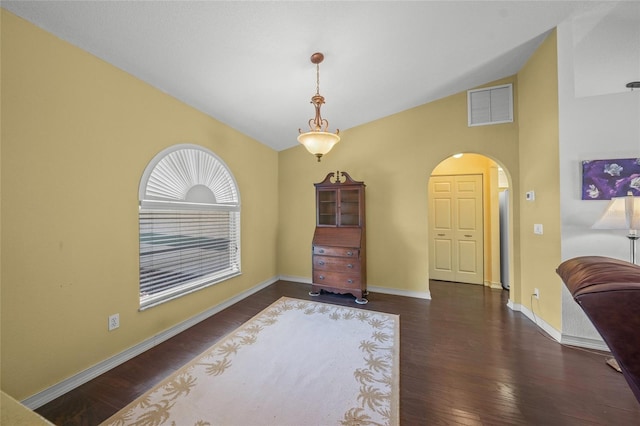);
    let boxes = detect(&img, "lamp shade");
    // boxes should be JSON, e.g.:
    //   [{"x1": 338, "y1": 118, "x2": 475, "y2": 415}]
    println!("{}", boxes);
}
[
  {"x1": 592, "y1": 192, "x2": 640, "y2": 231},
  {"x1": 297, "y1": 131, "x2": 340, "y2": 158},
  {"x1": 626, "y1": 195, "x2": 640, "y2": 230}
]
